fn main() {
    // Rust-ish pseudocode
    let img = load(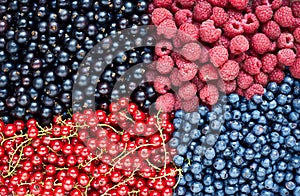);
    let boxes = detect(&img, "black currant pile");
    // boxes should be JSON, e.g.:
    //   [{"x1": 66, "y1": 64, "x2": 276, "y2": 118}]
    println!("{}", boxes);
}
[
  {"x1": 0, "y1": 0, "x2": 153, "y2": 125},
  {"x1": 171, "y1": 74, "x2": 300, "y2": 195}
]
